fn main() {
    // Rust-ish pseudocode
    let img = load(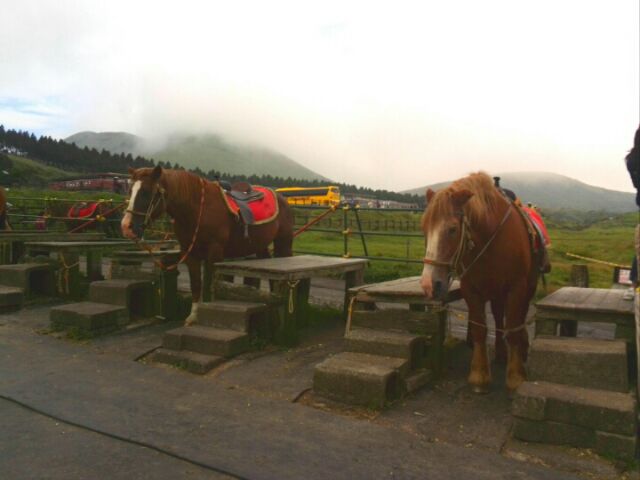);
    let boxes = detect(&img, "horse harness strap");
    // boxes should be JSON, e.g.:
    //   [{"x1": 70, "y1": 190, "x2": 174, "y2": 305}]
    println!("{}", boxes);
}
[
  {"x1": 136, "y1": 178, "x2": 206, "y2": 272},
  {"x1": 423, "y1": 204, "x2": 512, "y2": 280}
]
